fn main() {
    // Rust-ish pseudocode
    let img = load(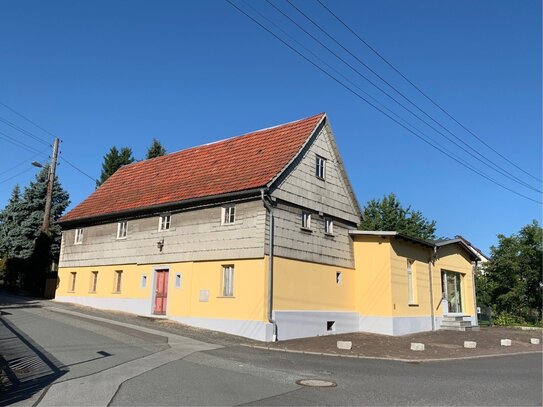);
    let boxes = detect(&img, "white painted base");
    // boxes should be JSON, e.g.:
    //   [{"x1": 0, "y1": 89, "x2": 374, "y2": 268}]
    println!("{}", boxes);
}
[
  {"x1": 54, "y1": 296, "x2": 153, "y2": 316},
  {"x1": 273, "y1": 310, "x2": 360, "y2": 341},
  {"x1": 359, "y1": 315, "x2": 435, "y2": 336},
  {"x1": 170, "y1": 316, "x2": 273, "y2": 342}
]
